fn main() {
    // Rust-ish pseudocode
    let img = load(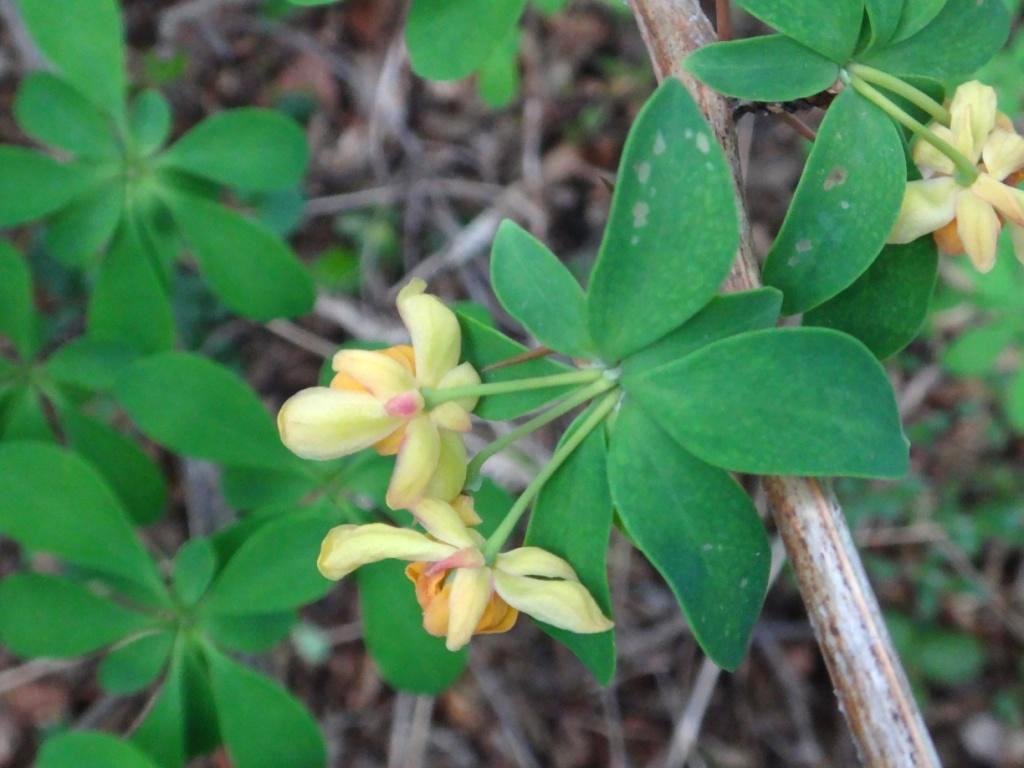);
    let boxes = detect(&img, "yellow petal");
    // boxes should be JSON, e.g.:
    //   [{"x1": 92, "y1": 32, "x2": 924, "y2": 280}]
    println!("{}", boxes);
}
[
  {"x1": 435, "y1": 362, "x2": 482, "y2": 415},
  {"x1": 971, "y1": 174, "x2": 1024, "y2": 227},
  {"x1": 492, "y1": 571, "x2": 613, "y2": 634},
  {"x1": 445, "y1": 567, "x2": 492, "y2": 651},
  {"x1": 396, "y1": 278, "x2": 461, "y2": 388},
  {"x1": 410, "y1": 497, "x2": 476, "y2": 548},
  {"x1": 422, "y1": 430, "x2": 467, "y2": 502},
  {"x1": 888, "y1": 178, "x2": 958, "y2": 244},
  {"x1": 452, "y1": 494, "x2": 483, "y2": 526},
  {"x1": 317, "y1": 523, "x2": 457, "y2": 580},
  {"x1": 982, "y1": 130, "x2": 1024, "y2": 181},
  {"x1": 386, "y1": 414, "x2": 441, "y2": 509},
  {"x1": 950, "y1": 81, "x2": 997, "y2": 163},
  {"x1": 956, "y1": 193, "x2": 1001, "y2": 272},
  {"x1": 430, "y1": 402, "x2": 472, "y2": 432},
  {"x1": 331, "y1": 349, "x2": 417, "y2": 400},
  {"x1": 1011, "y1": 223, "x2": 1024, "y2": 265},
  {"x1": 911, "y1": 124, "x2": 957, "y2": 178},
  {"x1": 496, "y1": 547, "x2": 579, "y2": 581},
  {"x1": 277, "y1": 387, "x2": 402, "y2": 460}
]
